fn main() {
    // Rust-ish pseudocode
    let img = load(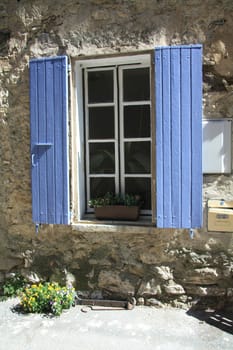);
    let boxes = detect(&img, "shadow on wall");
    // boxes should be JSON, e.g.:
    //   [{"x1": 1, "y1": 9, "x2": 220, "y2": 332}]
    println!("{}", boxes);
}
[
  {"x1": 0, "y1": 31, "x2": 10, "y2": 56},
  {"x1": 187, "y1": 308, "x2": 233, "y2": 335}
]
